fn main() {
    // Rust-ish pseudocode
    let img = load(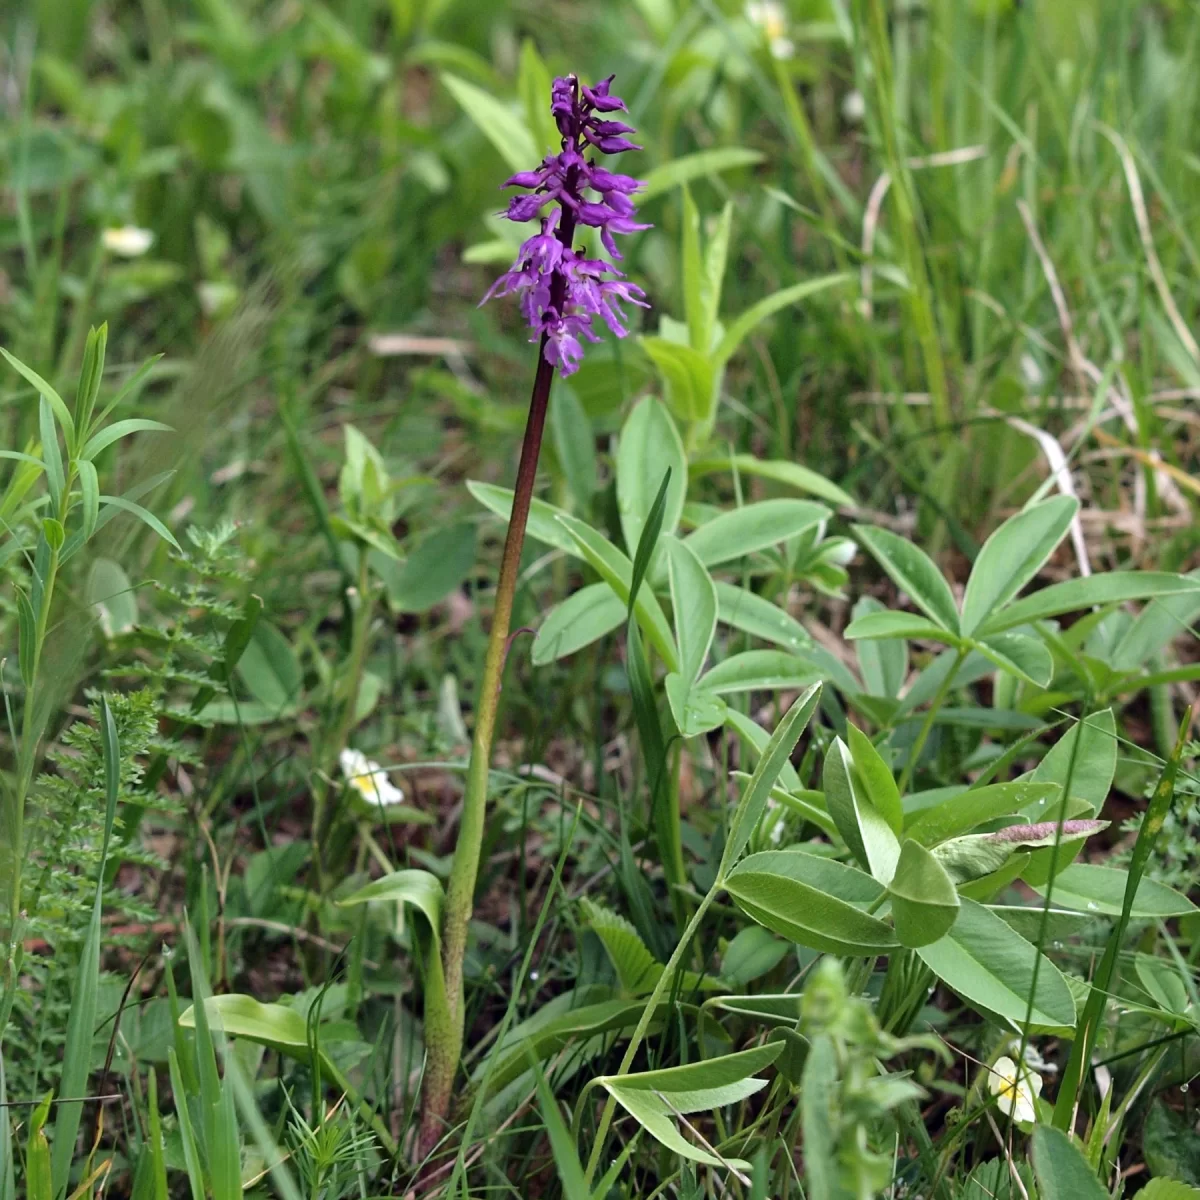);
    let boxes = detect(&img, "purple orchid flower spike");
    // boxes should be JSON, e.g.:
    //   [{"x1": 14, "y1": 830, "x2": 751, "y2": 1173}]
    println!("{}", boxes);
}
[{"x1": 481, "y1": 73, "x2": 651, "y2": 376}]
